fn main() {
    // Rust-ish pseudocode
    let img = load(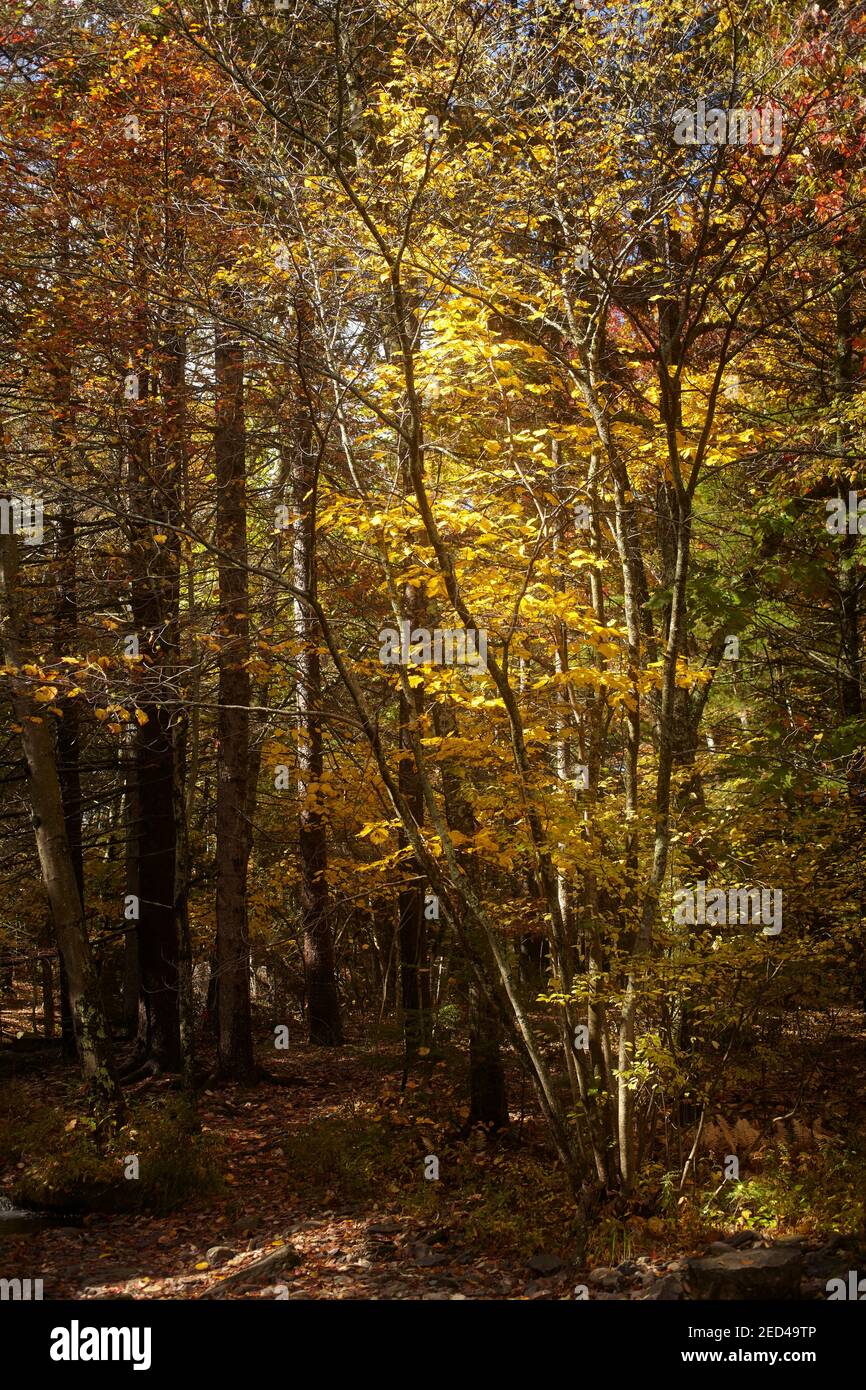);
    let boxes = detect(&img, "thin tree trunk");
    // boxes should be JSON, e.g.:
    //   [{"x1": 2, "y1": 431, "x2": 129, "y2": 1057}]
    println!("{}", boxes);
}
[
  {"x1": 0, "y1": 526, "x2": 124, "y2": 1122},
  {"x1": 49, "y1": 255, "x2": 82, "y2": 1062},
  {"x1": 433, "y1": 704, "x2": 507, "y2": 1127},
  {"x1": 214, "y1": 307, "x2": 255, "y2": 1079},
  {"x1": 290, "y1": 302, "x2": 343, "y2": 1046},
  {"x1": 122, "y1": 753, "x2": 142, "y2": 1038}
]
